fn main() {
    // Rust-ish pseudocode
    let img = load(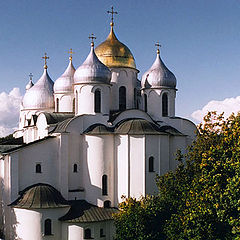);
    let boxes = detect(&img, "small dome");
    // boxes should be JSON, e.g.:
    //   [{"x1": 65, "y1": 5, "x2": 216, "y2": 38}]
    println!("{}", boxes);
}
[
  {"x1": 9, "y1": 183, "x2": 69, "y2": 209},
  {"x1": 25, "y1": 79, "x2": 34, "y2": 91},
  {"x1": 74, "y1": 44, "x2": 111, "y2": 84},
  {"x1": 95, "y1": 26, "x2": 136, "y2": 69},
  {"x1": 54, "y1": 60, "x2": 75, "y2": 93},
  {"x1": 141, "y1": 51, "x2": 176, "y2": 89},
  {"x1": 22, "y1": 69, "x2": 54, "y2": 110}
]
